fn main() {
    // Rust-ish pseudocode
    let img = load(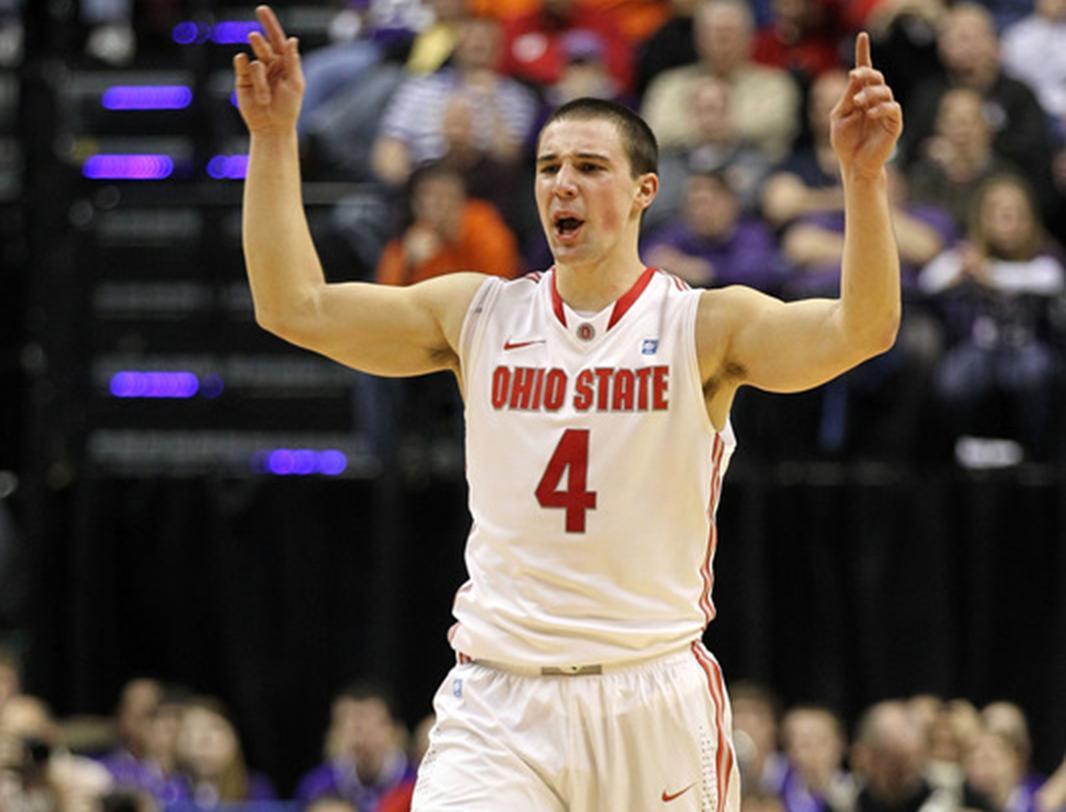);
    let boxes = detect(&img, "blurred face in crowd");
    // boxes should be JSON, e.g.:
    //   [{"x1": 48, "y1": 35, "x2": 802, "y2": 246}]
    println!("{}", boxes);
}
[
  {"x1": 176, "y1": 705, "x2": 238, "y2": 780},
  {"x1": 855, "y1": 702, "x2": 926, "y2": 805},
  {"x1": 685, "y1": 173, "x2": 739, "y2": 239},
  {"x1": 412, "y1": 171, "x2": 466, "y2": 240},
  {"x1": 978, "y1": 180, "x2": 1037, "y2": 259},
  {"x1": 938, "y1": 5, "x2": 999, "y2": 80},
  {"x1": 146, "y1": 700, "x2": 184, "y2": 771},
  {"x1": 333, "y1": 697, "x2": 399, "y2": 783},
  {"x1": 454, "y1": 17, "x2": 502, "y2": 73},
  {"x1": 696, "y1": 1, "x2": 753, "y2": 74},
  {"x1": 936, "y1": 88, "x2": 989, "y2": 152},
  {"x1": 536, "y1": 117, "x2": 656, "y2": 268},
  {"x1": 117, "y1": 679, "x2": 161, "y2": 756},
  {"x1": 732, "y1": 694, "x2": 778, "y2": 763},
  {"x1": 0, "y1": 696, "x2": 55, "y2": 773},
  {"x1": 692, "y1": 78, "x2": 733, "y2": 143},
  {"x1": 966, "y1": 731, "x2": 1023, "y2": 805},
  {"x1": 783, "y1": 709, "x2": 845, "y2": 790},
  {"x1": 809, "y1": 70, "x2": 848, "y2": 142}
]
